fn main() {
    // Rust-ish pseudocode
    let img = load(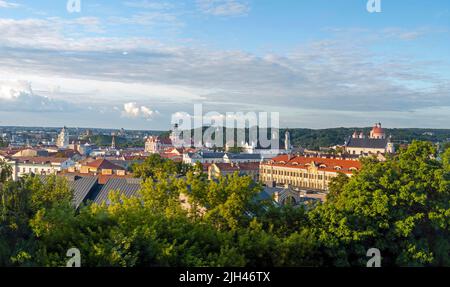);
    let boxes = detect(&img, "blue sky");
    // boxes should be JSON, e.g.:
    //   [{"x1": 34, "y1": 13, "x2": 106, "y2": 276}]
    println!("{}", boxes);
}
[{"x1": 0, "y1": 0, "x2": 449, "y2": 130}]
